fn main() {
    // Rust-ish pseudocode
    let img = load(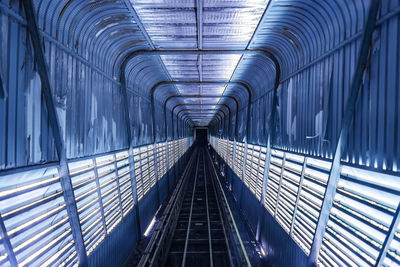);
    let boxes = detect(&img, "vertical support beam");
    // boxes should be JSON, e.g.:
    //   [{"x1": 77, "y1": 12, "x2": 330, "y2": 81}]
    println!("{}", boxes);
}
[
  {"x1": 122, "y1": 0, "x2": 164, "y2": 229},
  {"x1": 93, "y1": 158, "x2": 108, "y2": 234},
  {"x1": 232, "y1": 139, "x2": 237, "y2": 171},
  {"x1": 171, "y1": 109, "x2": 175, "y2": 140},
  {"x1": 246, "y1": 100, "x2": 252, "y2": 143},
  {"x1": 119, "y1": 61, "x2": 132, "y2": 147},
  {"x1": 309, "y1": 1, "x2": 380, "y2": 264},
  {"x1": 117, "y1": 0, "x2": 158, "y2": 236},
  {"x1": 290, "y1": 158, "x2": 307, "y2": 235},
  {"x1": 242, "y1": 141, "x2": 249, "y2": 183},
  {"x1": 151, "y1": 96, "x2": 157, "y2": 143},
  {"x1": 227, "y1": 138, "x2": 235, "y2": 189},
  {"x1": 260, "y1": 138, "x2": 272, "y2": 206},
  {"x1": 274, "y1": 153, "x2": 286, "y2": 217},
  {"x1": 164, "y1": 108, "x2": 169, "y2": 141},
  {"x1": 256, "y1": 45, "x2": 282, "y2": 241},
  {"x1": 239, "y1": 140, "x2": 248, "y2": 204},
  {"x1": 58, "y1": 161, "x2": 87, "y2": 265},
  {"x1": 0, "y1": 215, "x2": 17, "y2": 266},
  {"x1": 22, "y1": 1, "x2": 88, "y2": 265},
  {"x1": 113, "y1": 154, "x2": 125, "y2": 218},
  {"x1": 180, "y1": 118, "x2": 183, "y2": 138},
  {"x1": 120, "y1": 48, "x2": 142, "y2": 239},
  {"x1": 375, "y1": 203, "x2": 400, "y2": 266},
  {"x1": 153, "y1": 144, "x2": 161, "y2": 206},
  {"x1": 256, "y1": 137, "x2": 273, "y2": 240},
  {"x1": 269, "y1": 89, "x2": 279, "y2": 147},
  {"x1": 129, "y1": 148, "x2": 141, "y2": 238},
  {"x1": 165, "y1": 140, "x2": 170, "y2": 192}
]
